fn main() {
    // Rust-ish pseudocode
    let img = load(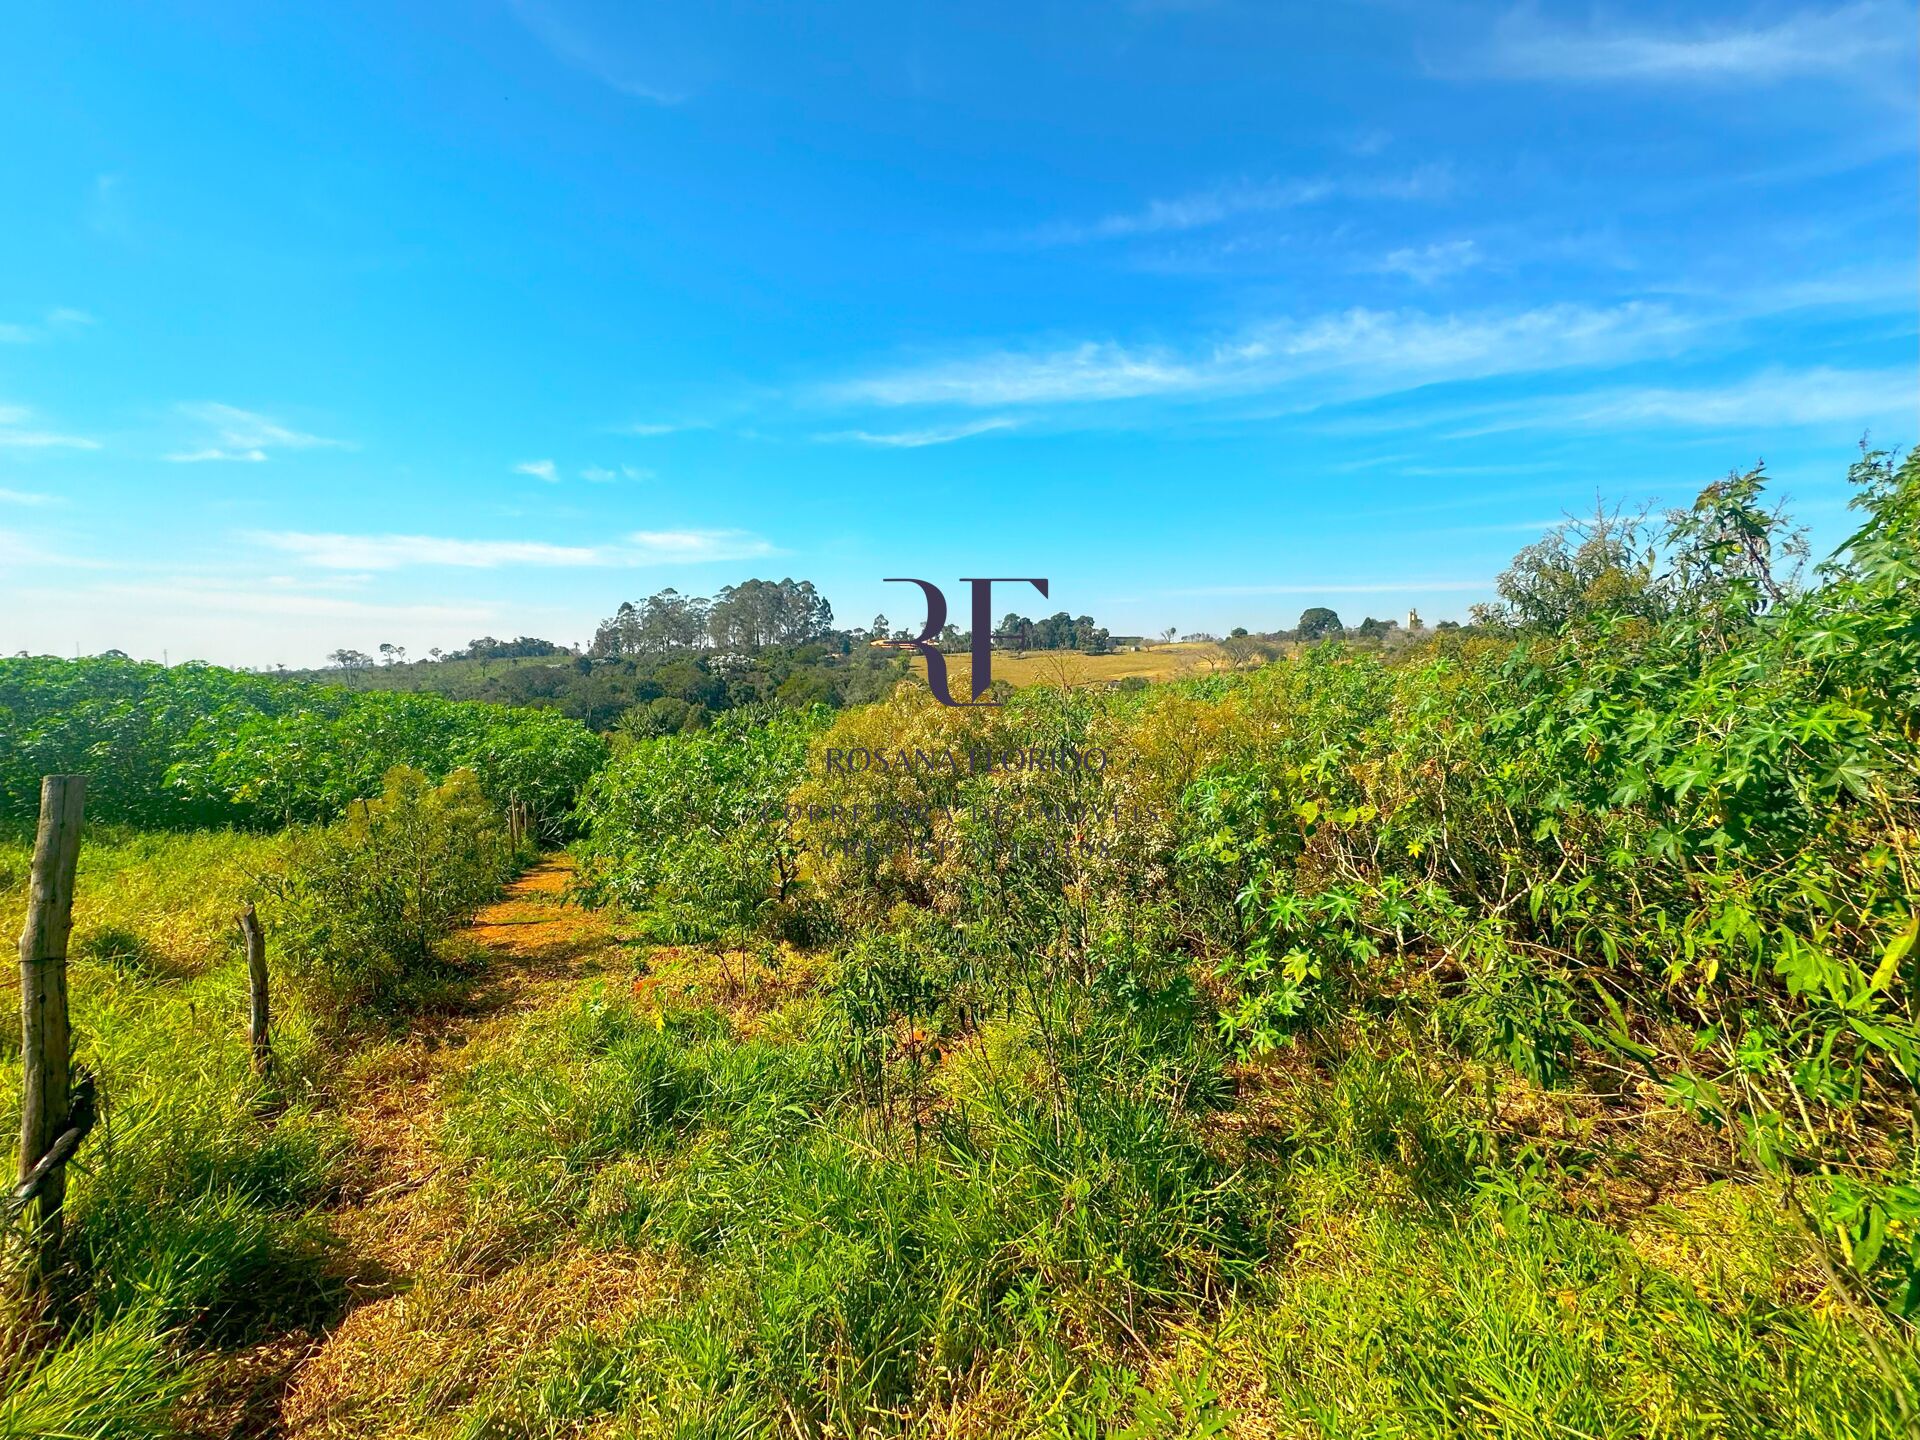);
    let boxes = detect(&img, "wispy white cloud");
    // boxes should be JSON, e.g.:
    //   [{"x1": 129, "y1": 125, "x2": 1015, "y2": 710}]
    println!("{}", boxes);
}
[
  {"x1": 1168, "y1": 579, "x2": 1489, "y2": 597},
  {"x1": 1486, "y1": 2, "x2": 1912, "y2": 84},
  {"x1": 251, "y1": 532, "x2": 601, "y2": 570},
  {"x1": 0, "y1": 308, "x2": 95, "y2": 344},
  {"x1": 625, "y1": 529, "x2": 771, "y2": 561},
  {"x1": 0, "y1": 488, "x2": 57, "y2": 506},
  {"x1": 0, "y1": 404, "x2": 100, "y2": 451},
  {"x1": 0, "y1": 430, "x2": 100, "y2": 451},
  {"x1": 581, "y1": 464, "x2": 654, "y2": 482},
  {"x1": 831, "y1": 343, "x2": 1206, "y2": 408},
  {"x1": 1755, "y1": 265, "x2": 1920, "y2": 310},
  {"x1": 168, "y1": 447, "x2": 268, "y2": 464},
  {"x1": 815, "y1": 417, "x2": 1021, "y2": 448},
  {"x1": 250, "y1": 527, "x2": 775, "y2": 571},
  {"x1": 614, "y1": 420, "x2": 700, "y2": 436},
  {"x1": 1, "y1": 573, "x2": 511, "y2": 668},
  {"x1": 89, "y1": 578, "x2": 491, "y2": 624},
  {"x1": 828, "y1": 301, "x2": 1692, "y2": 411},
  {"x1": 166, "y1": 403, "x2": 348, "y2": 463},
  {"x1": 508, "y1": 0, "x2": 689, "y2": 103},
  {"x1": 515, "y1": 458, "x2": 560, "y2": 482},
  {"x1": 1374, "y1": 239, "x2": 1482, "y2": 284},
  {"x1": 1449, "y1": 365, "x2": 1917, "y2": 437},
  {"x1": 1024, "y1": 165, "x2": 1451, "y2": 246}
]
